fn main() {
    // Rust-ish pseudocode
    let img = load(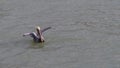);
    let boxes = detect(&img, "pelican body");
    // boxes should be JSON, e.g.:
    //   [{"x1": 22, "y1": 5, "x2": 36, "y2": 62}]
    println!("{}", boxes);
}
[{"x1": 23, "y1": 26, "x2": 51, "y2": 43}]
